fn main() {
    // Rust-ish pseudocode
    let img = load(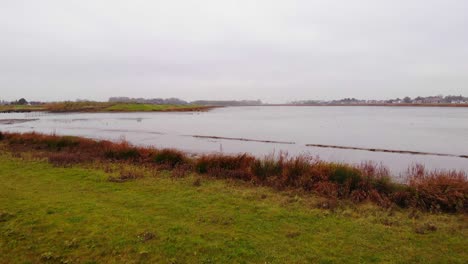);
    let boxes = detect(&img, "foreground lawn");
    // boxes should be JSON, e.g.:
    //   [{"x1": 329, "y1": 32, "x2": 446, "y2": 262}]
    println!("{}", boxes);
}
[{"x1": 0, "y1": 154, "x2": 466, "y2": 263}]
